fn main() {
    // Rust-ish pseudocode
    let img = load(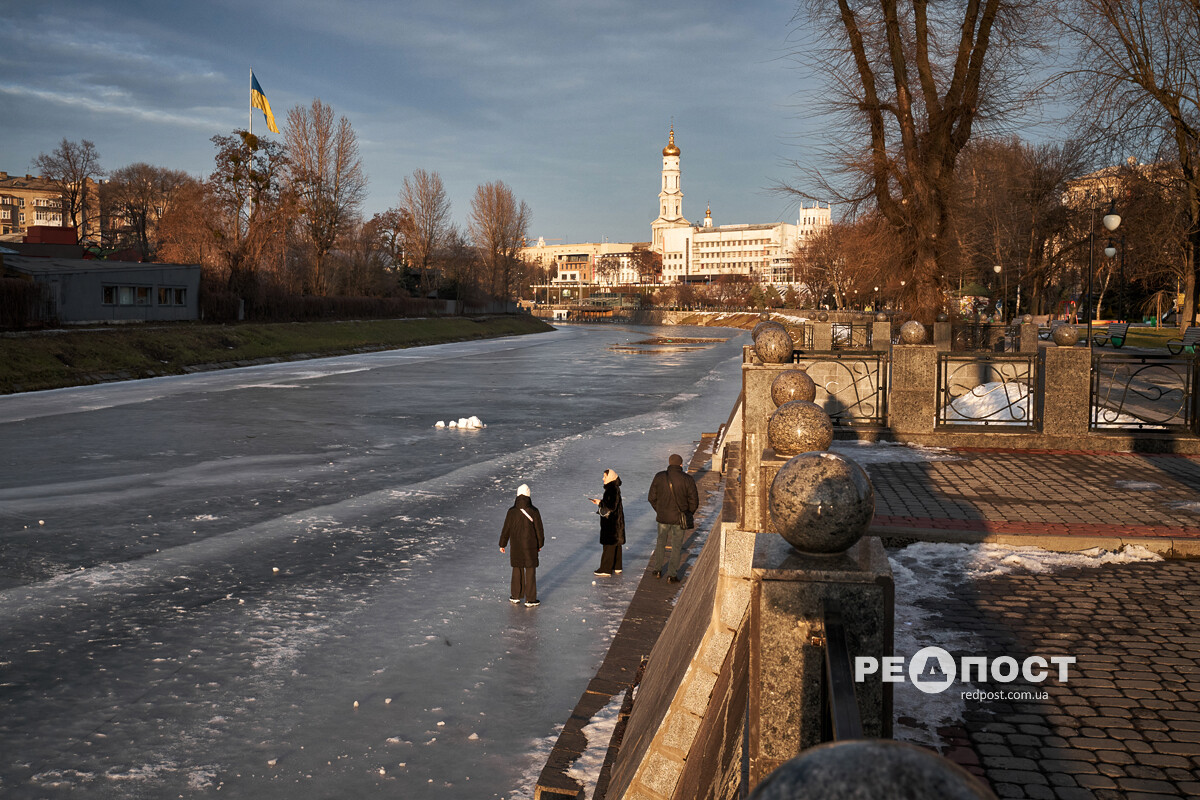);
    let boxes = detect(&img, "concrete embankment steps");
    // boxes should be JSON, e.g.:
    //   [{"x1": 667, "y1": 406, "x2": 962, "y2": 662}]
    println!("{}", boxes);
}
[{"x1": 534, "y1": 435, "x2": 723, "y2": 800}]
